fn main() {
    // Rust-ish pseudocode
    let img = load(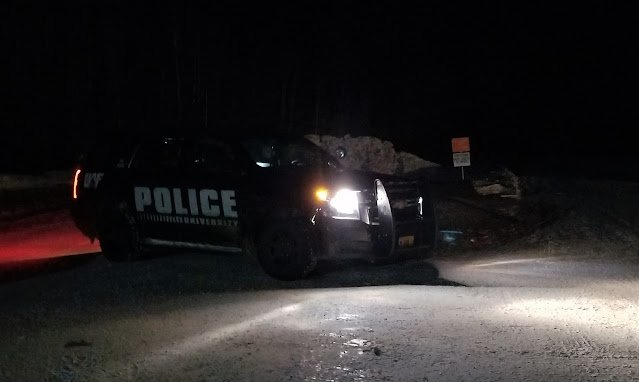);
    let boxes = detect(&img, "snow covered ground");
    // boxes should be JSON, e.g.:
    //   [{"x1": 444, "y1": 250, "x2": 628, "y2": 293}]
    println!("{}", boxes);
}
[
  {"x1": 0, "y1": 169, "x2": 74, "y2": 221},
  {"x1": 0, "y1": 177, "x2": 638, "y2": 381},
  {"x1": 3, "y1": 277, "x2": 638, "y2": 382},
  {"x1": 0, "y1": 169, "x2": 73, "y2": 191}
]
